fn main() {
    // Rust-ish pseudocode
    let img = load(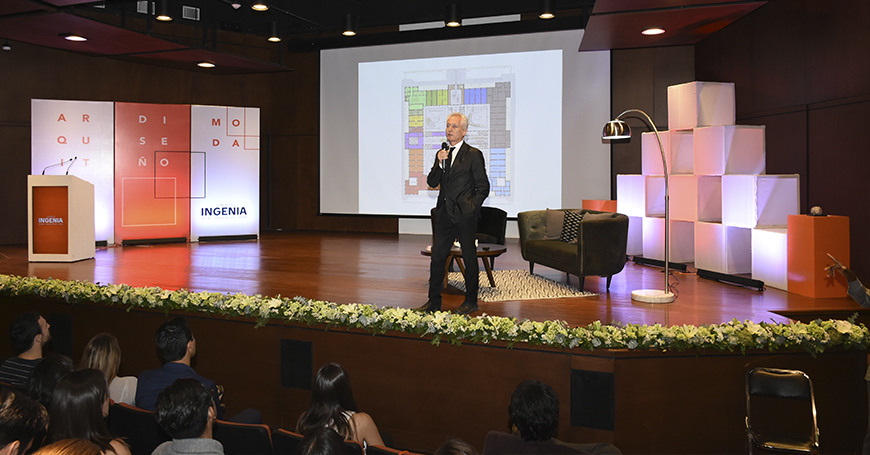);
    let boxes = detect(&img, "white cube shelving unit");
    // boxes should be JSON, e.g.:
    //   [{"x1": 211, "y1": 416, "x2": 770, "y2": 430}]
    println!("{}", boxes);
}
[
  {"x1": 721, "y1": 174, "x2": 799, "y2": 228},
  {"x1": 627, "y1": 216, "x2": 644, "y2": 256},
  {"x1": 642, "y1": 131, "x2": 694, "y2": 175},
  {"x1": 613, "y1": 81, "x2": 800, "y2": 289},
  {"x1": 694, "y1": 125, "x2": 766, "y2": 175},
  {"x1": 669, "y1": 175, "x2": 722, "y2": 222},
  {"x1": 642, "y1": 217, "x2": 695, "y2": 263},
  {"x1": 667, "y1": 81, "x2": 735, "y2": 131},
  {"x1": 751, "y1": 228, "x2": 788, "y2": 290},
  {"x1": 694, "y1": 222, "x2": 752, "y2": 274},
  {"x1": 616, "y1": 174, "x2": 665, "y2": 218}
]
